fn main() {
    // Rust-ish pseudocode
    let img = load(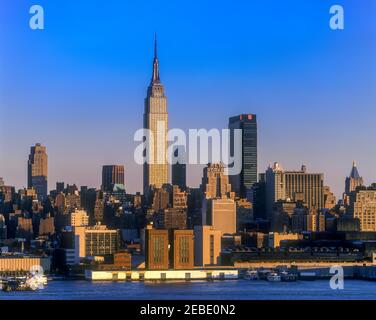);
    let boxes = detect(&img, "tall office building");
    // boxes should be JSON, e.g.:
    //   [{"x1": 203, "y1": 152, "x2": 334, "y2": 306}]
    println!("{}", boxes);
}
[
  {"x1": 200, "y1": 163, "x2": 236, "y2": 233},
  {"x1": 143, "y1": 36, "x2": 169, "y2": 195},
  {"x1": 265, "y1": 163, "x2": 324, "y2": 220},
  {"x1": 201, "y1": 163, "x2": 233, "y2": 200},
  {"x1": 229, "y1": 114, "x2": 257, "y2": 200},
  {"x1": 27, "y1": 143, "x2": 48, "y2": 200},
  {"x1": 101, "y1": 165, "x2": 125, "y2": 192},
  {"x1": 347, "y1": 186, "x2": 376, "y2": 231},
  {"x1": 172, "y1": 146, "x2": 186, "y2": 190},
  {"x1": 345, "y1": 161, "x2": 364, "y2": 196}
]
